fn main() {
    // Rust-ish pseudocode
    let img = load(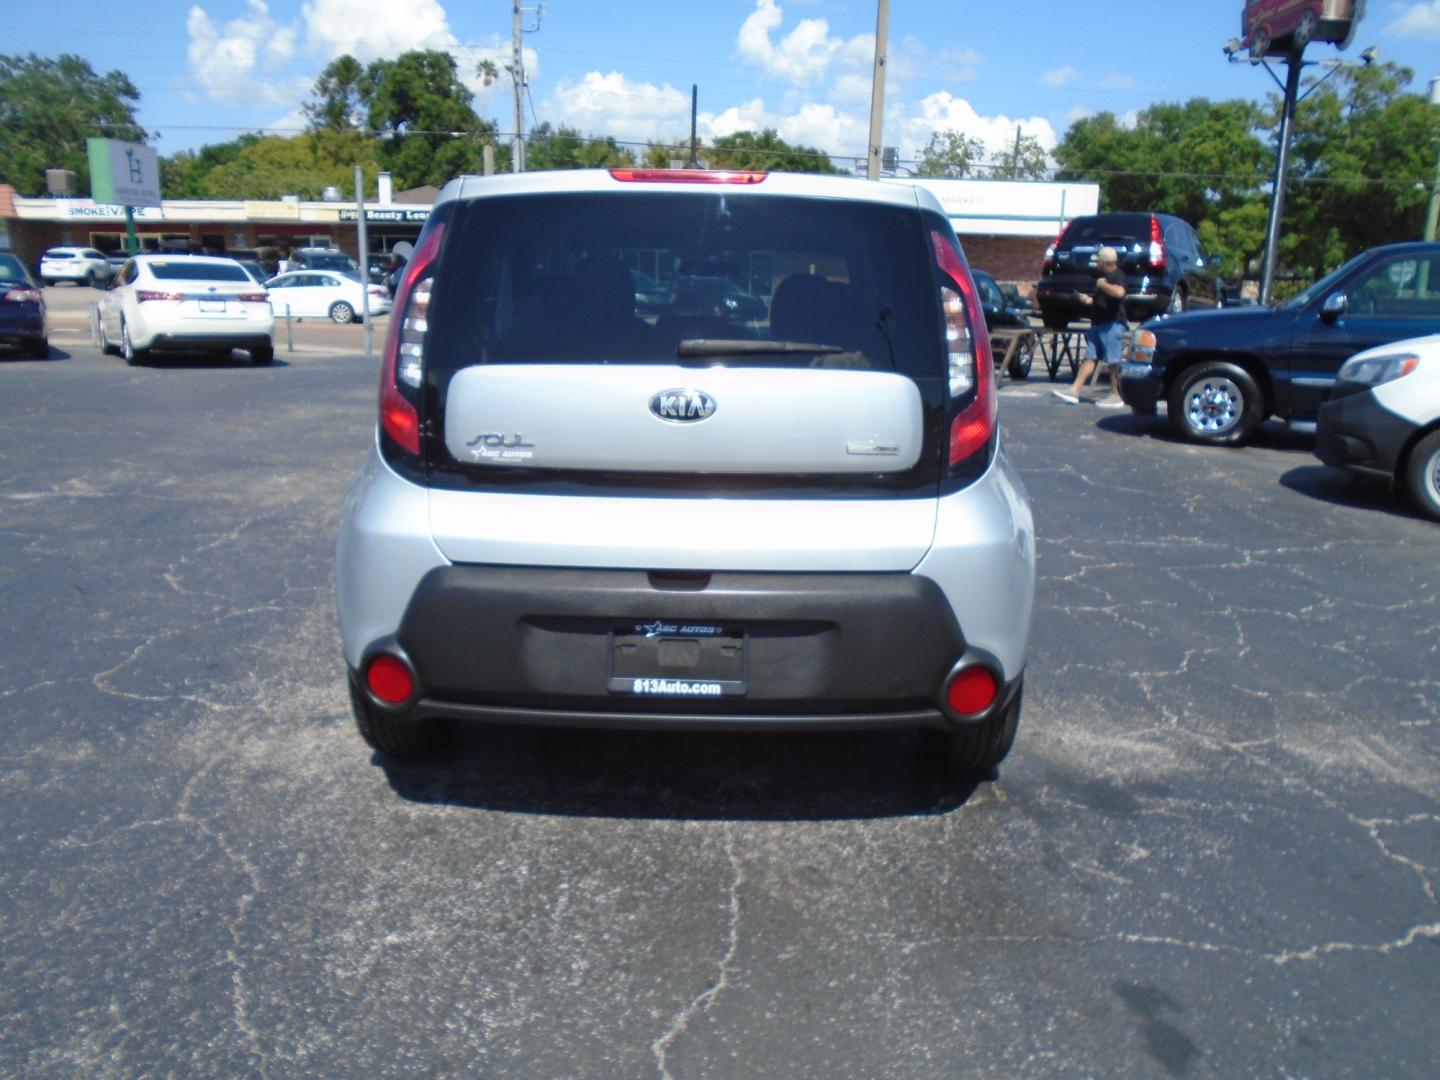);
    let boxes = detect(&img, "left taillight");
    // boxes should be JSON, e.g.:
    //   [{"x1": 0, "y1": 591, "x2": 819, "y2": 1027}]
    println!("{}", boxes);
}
[
  {"x1": 137, "y1": 290, "x2": 185, "y2": 303},
  {"x1": 930, "y1": 229, "x2": 996, "y2": 478},
  {"x1": 238, "y1": 292, "x2": 268, "y2": 303},
  {"x1": 1148, "y1": 215, "x2": 1166, "y2": 269},
  {"x1": 3, "y1": 288, "x2": 41, "y2": 303},
  {"x1": 379, "y1": 221, "x2": 445, "y2": 460}
]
